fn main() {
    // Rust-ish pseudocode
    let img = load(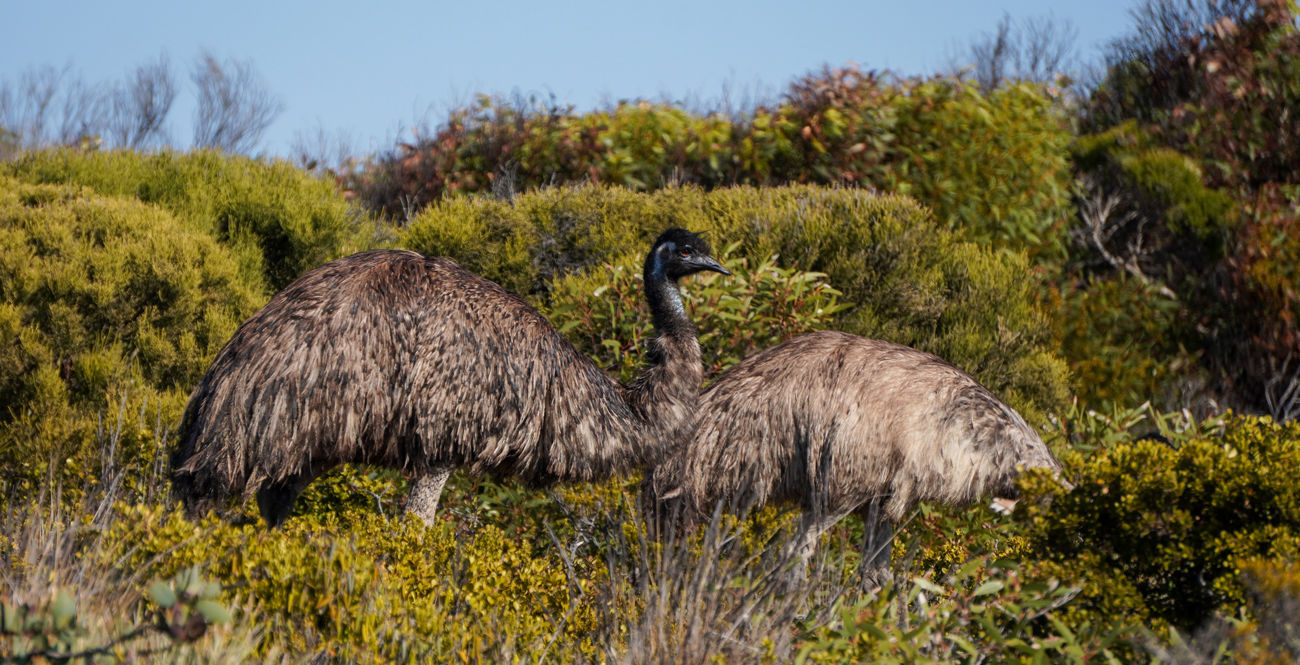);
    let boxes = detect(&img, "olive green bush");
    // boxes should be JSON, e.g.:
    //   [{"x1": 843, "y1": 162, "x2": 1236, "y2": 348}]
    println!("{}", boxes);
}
[
  {"x1": 96, "y1": 503, "x2": 607, "y2": 662},
  {"x1": 404, "y1": 184, "x2": 1069, "y2": 424},
  {"x1": 2, "y1": 148, "x2": 370, "y2": 293},
  {"x1": 796, "y1": 557, "x2": 1123, "y2": 664},
  {"x1": 353, "y1": 69, "x2": 1073, "y2": 258},
  {"x1": 546, "y1": 249, "x2": 848, "y2": 380},
  {"x1": 0, "y1": 177, "x2": 262, "y2": 497},
  {"x1": 1070, "y1": 3, "x2": 1300, "y2": 416},
  {"x1": 1058, "y1": 274, "x2": 1191, "y2": 411},
  {"x1": 1063, "y1": 121, "x2": 1239, "y2": 412},
  {"x1": 875, "y1": 78, "x2": 1072, "y2": 259},
  {"x1": 1018, "y1": 413, "x2": 1300, "y2": 632}
]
